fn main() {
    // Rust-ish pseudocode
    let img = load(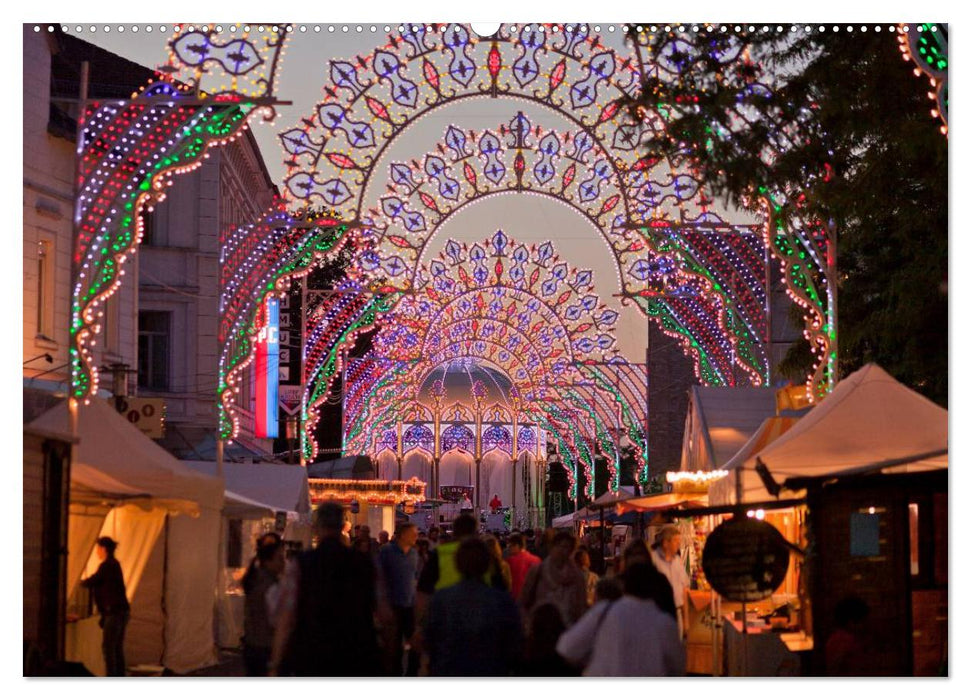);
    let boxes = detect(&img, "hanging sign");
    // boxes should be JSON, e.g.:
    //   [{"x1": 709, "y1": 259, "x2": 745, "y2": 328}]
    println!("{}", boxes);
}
[
  {"x1": 109, "y1": 397, "x2": 165, "y2": 438},
  {"x1": 701, "y1": 516, "x2": 790, "y2": 602},
  {"x1": 279, "y1": 384, "x2": 303, "y2": 416},
  {"x1": 255, "y1": 297, "x2": 280, "y2": 439}
]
